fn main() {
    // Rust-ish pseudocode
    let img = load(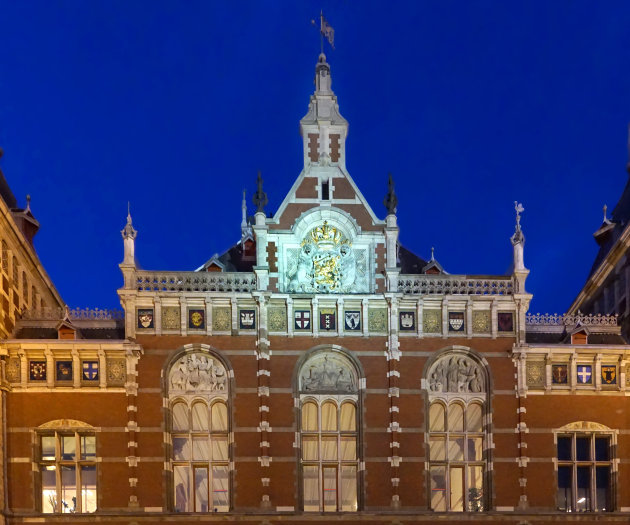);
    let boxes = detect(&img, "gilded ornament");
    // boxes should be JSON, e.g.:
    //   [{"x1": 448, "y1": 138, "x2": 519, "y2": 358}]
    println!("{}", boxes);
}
[
  {"x1": 423, "y1": 310, "x2": 442, "y2": 334},
  {"x1": 106, "y1": 359, "x2": 126, "y2": 386},
  {"x1": 472, "y1": 311, "x2": 491, "y2": 333},
  {"x1": 268, "y1": 307, "x2": 287, "y2": 332},
  {"x1": 162, "y1": 306, "x2": 180, "y2": 330},
  {"x1": 526, "y1": 362, "x2": 545, "y2": 388},
  {"x1": 368, "y1": 308, "x2": 387, "y2": 332},
  {"x1": 212, "y1": 307, "x2": 231, "y2": 331}
]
